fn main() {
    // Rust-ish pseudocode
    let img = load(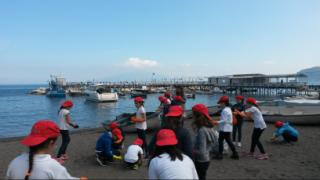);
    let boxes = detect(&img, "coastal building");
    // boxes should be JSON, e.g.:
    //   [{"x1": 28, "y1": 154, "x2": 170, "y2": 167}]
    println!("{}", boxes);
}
[{"x1": 208, "y1": 73, "x2": 308, "y2": 87}]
